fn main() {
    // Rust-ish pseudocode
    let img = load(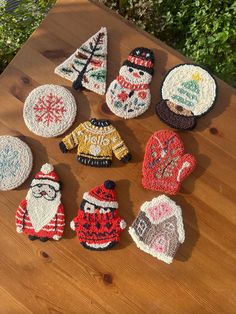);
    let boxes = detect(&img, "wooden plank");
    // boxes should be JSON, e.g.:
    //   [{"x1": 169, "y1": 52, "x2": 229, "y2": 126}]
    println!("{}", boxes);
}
[{"x1": 0, "y1": 0, "x2": 235, "y2": 312}]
